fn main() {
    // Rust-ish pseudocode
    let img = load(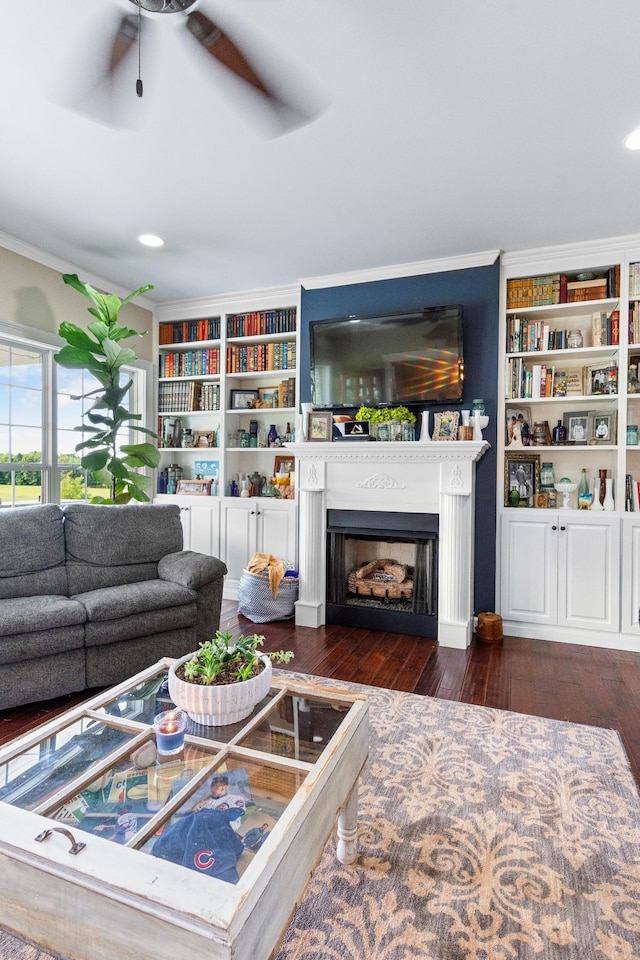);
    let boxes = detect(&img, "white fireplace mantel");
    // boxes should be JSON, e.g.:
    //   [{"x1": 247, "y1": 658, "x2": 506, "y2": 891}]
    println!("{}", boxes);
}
[{"x1": 286, "y1": 440, "x2": 489, "y2": 650}]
